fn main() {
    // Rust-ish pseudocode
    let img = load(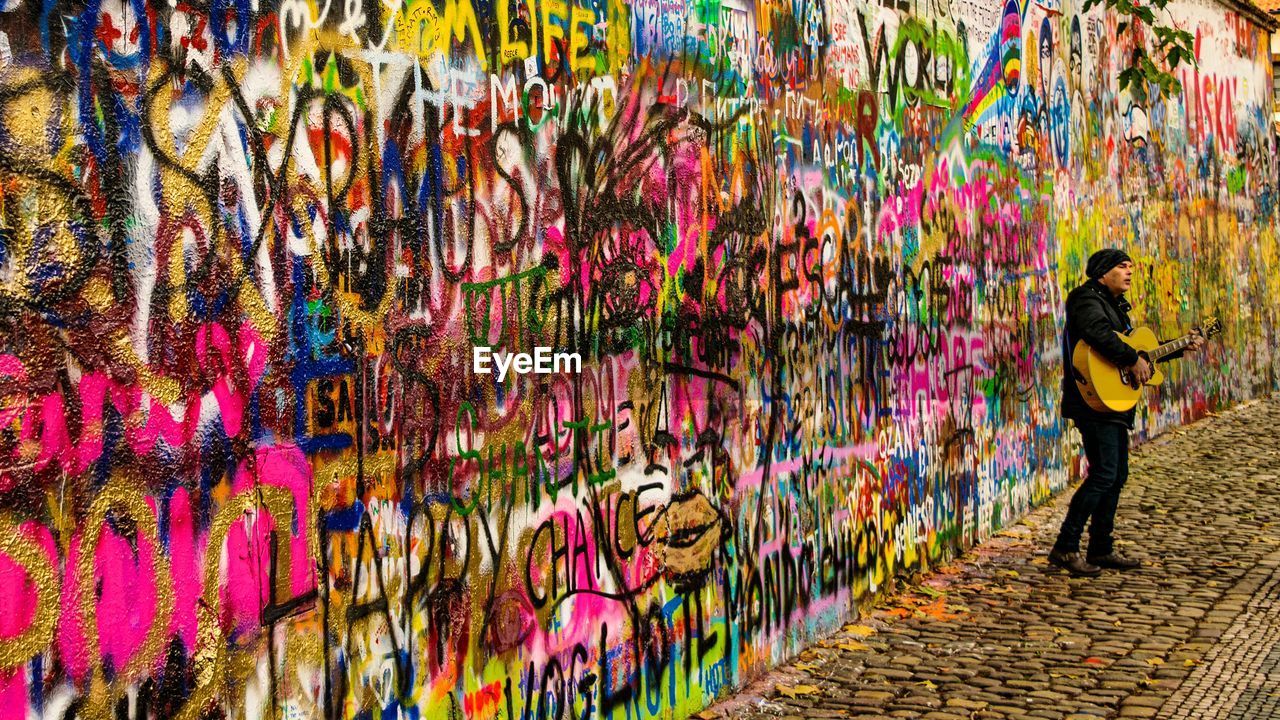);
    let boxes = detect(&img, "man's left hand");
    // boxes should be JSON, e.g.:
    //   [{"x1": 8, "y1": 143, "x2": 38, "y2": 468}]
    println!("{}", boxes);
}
[{"x1": 1187, "y1": 333, "x2": 1207, "y2": 353}]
